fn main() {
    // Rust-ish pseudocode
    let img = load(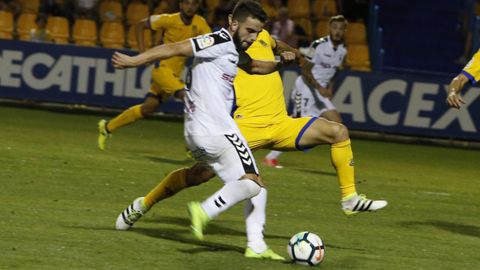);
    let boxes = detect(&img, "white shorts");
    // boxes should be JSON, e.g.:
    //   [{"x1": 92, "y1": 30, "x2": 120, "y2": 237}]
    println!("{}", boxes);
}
[
  {"x1": 185, "y1": 132, "x2": 259, "y2": 183},
  {"x1": 291, "y1": 76, "x2": 336, "y2": 117}
]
